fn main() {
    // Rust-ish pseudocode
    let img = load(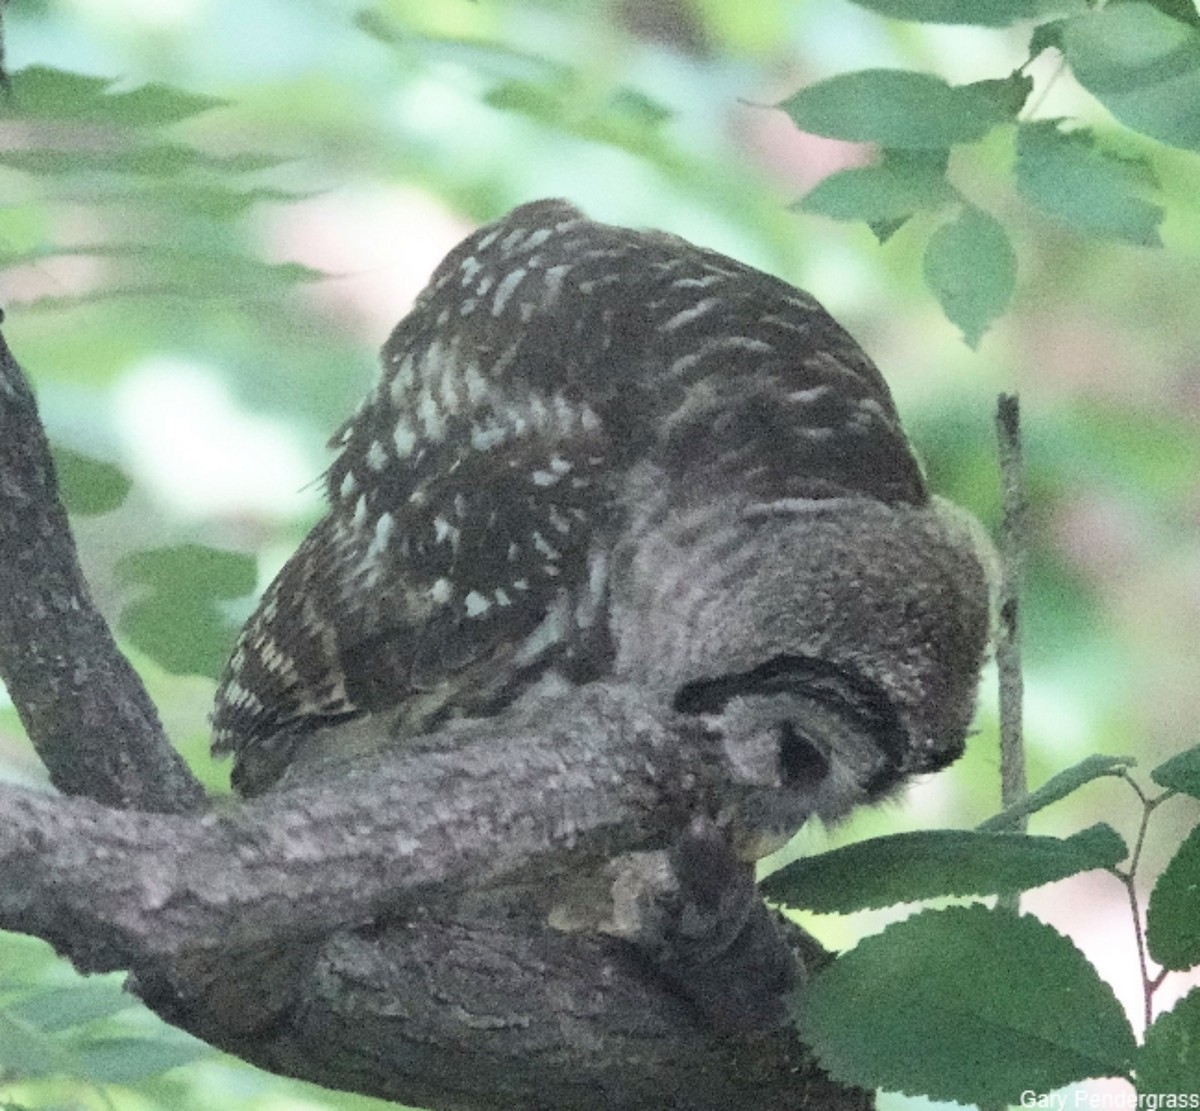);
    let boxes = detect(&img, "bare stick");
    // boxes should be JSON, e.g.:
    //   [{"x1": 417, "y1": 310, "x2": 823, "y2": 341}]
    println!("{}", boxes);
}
[{"x1": 995, "y1": 393, "x2": 1027, "y2": 823}]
